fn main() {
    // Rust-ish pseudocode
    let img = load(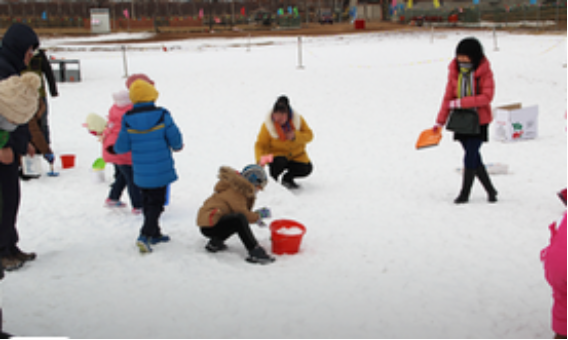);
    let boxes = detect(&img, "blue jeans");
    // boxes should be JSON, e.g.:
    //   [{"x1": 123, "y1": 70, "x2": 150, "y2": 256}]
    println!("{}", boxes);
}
[
  {"x1": 459, "y1": 138, "x2": 484, "y2": 170},
  {"x1": 108, "y1": 164, "x2": 142, "y2": 209}
]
